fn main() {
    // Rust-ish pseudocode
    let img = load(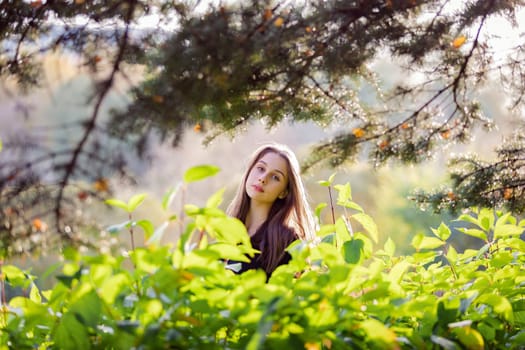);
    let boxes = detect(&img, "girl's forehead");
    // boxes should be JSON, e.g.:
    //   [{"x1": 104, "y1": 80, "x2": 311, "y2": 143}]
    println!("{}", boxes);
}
[{"x1": 257, "y1": 152, "x2": 289, "y2": 176}]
